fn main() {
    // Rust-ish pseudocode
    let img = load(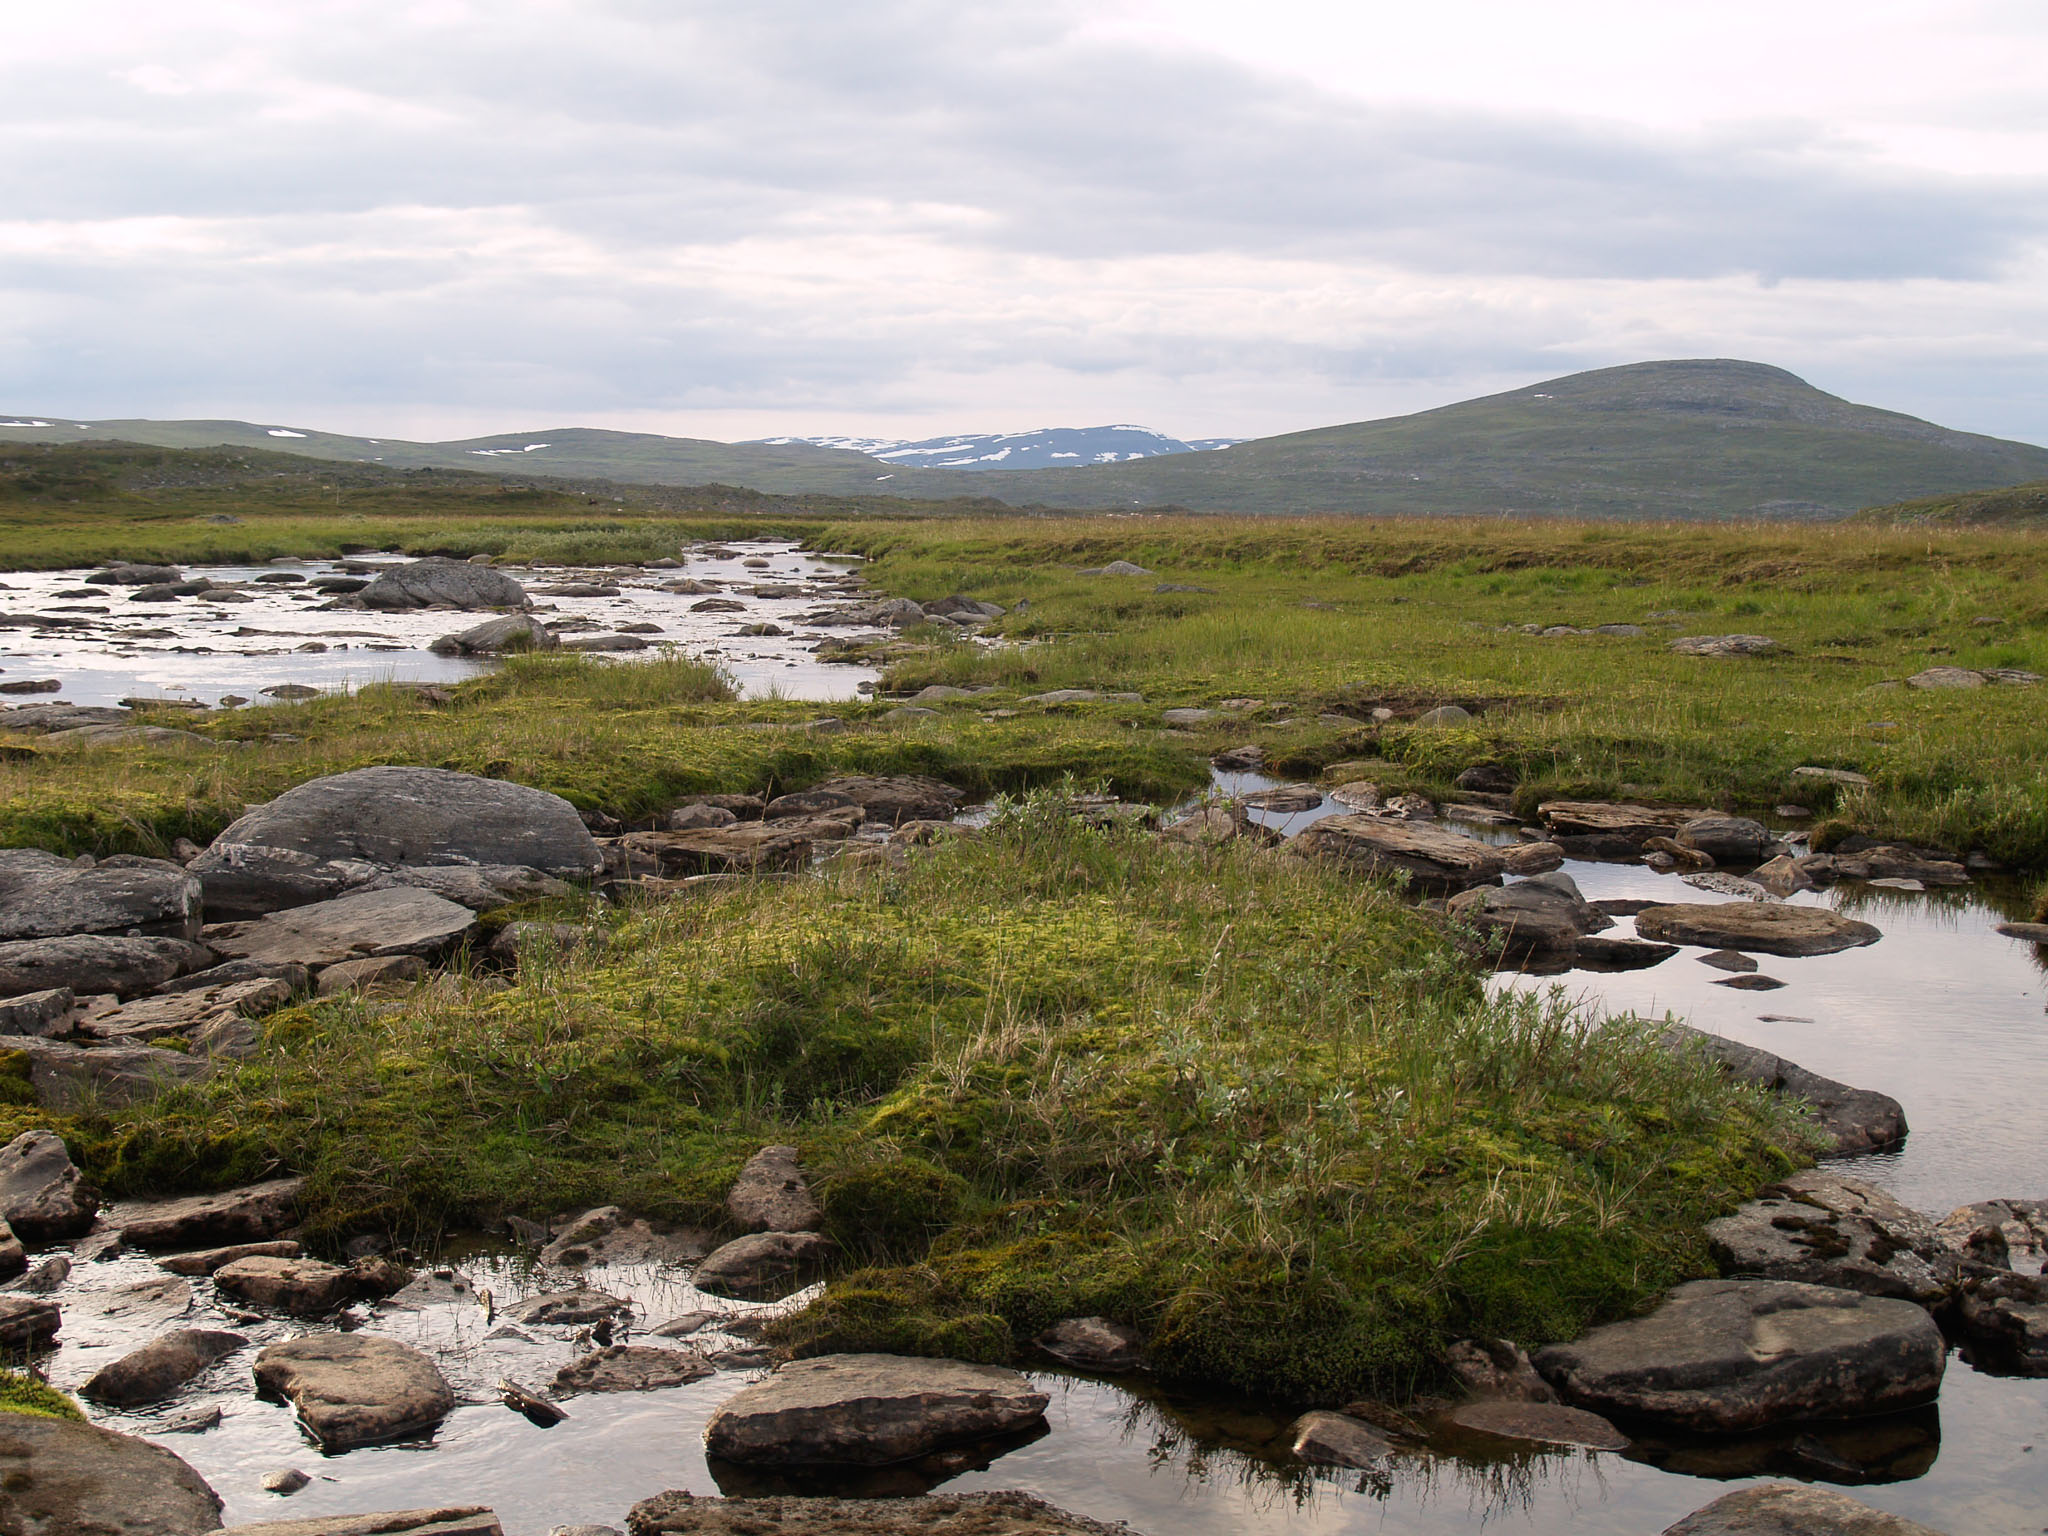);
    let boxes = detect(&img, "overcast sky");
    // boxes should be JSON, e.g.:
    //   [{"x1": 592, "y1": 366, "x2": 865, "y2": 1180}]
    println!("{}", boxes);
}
[{"x1": 3, "y1": 0, "x2": 2044, "y2": 444}]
